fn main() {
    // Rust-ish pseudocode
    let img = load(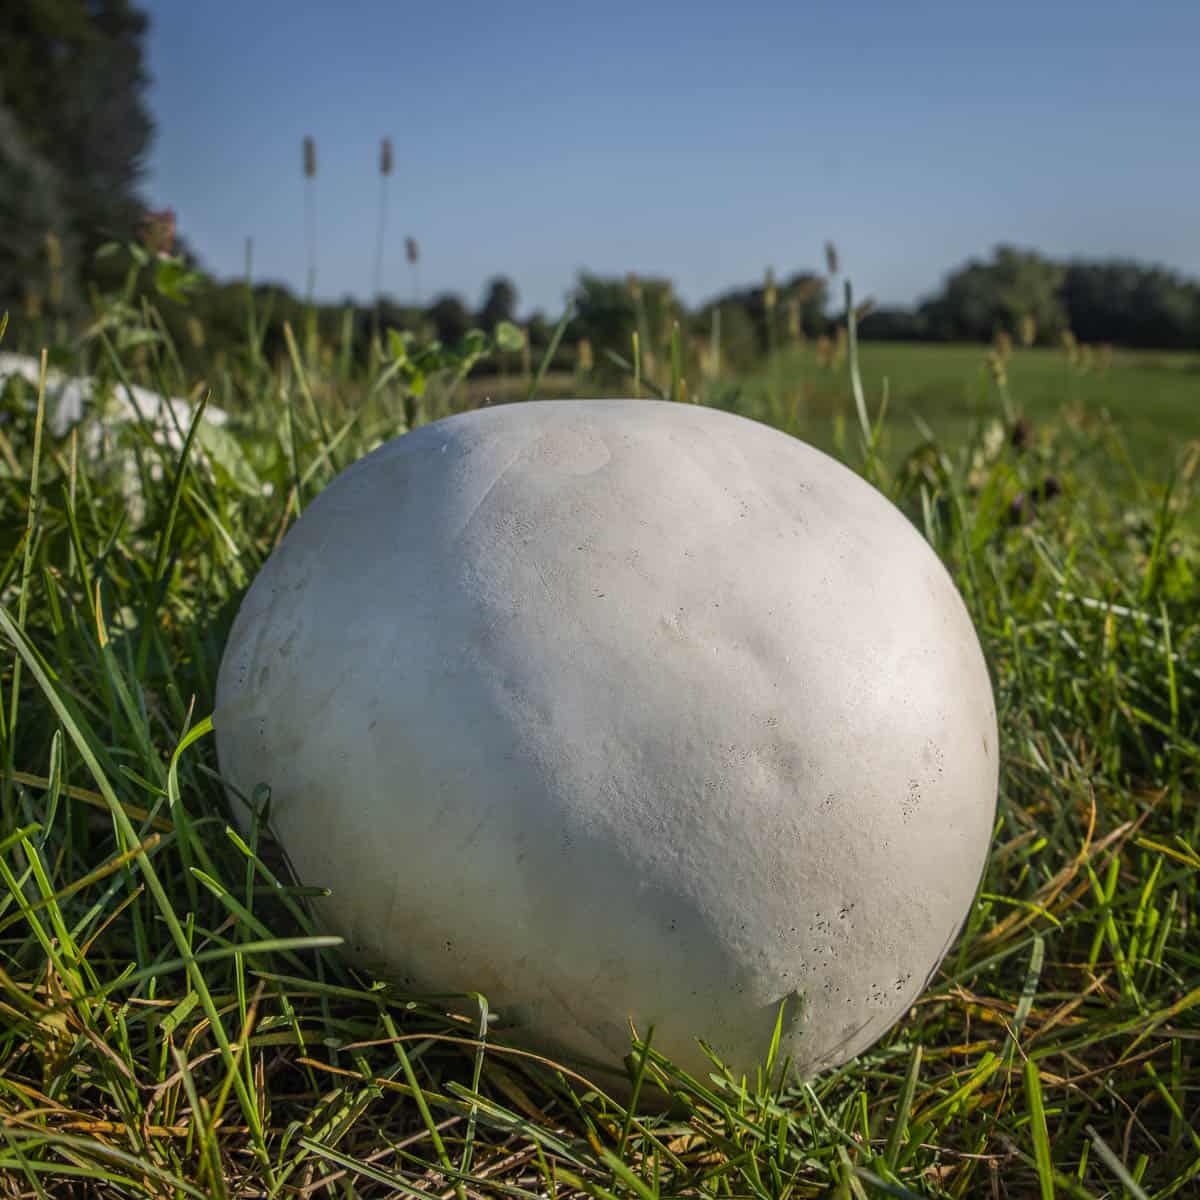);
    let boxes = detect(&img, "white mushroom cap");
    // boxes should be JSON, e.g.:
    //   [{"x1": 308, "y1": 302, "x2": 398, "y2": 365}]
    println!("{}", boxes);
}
[{"x1": 215, "y1": 399, "x2": 998, "y2": 1085}]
